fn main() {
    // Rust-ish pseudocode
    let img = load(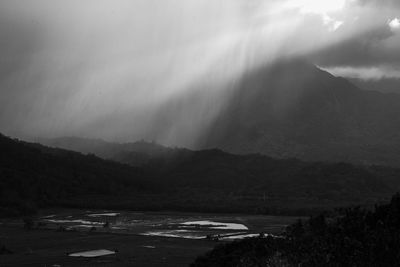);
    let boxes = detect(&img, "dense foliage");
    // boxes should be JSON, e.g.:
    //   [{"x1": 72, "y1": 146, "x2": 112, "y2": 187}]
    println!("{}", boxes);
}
[{"x1": 192, "y1": 193, "x2": 400, "y2": 267}]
